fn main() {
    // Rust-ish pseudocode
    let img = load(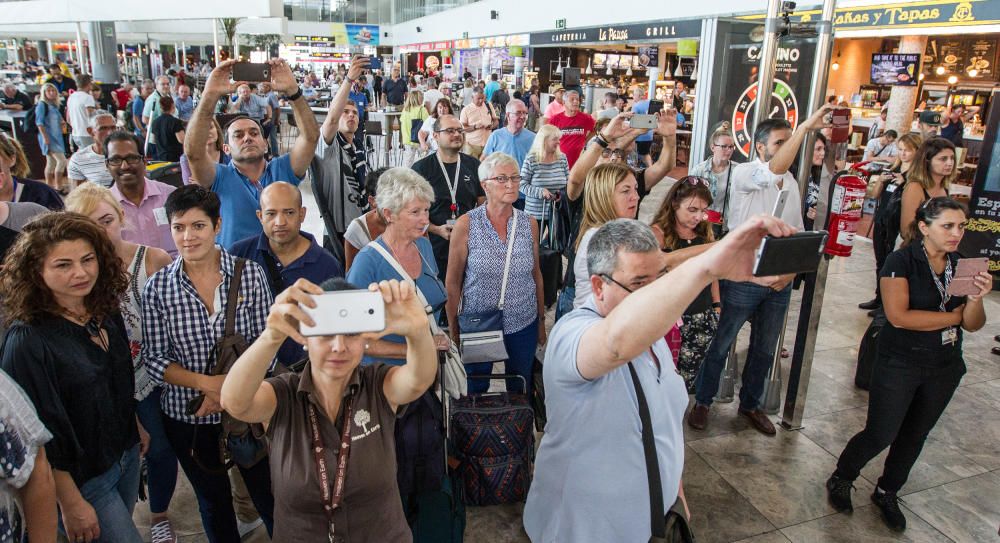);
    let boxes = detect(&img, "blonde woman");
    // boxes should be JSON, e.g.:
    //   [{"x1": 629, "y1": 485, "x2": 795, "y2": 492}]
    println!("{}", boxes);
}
[
  {"x1": 519, "y1": 124, "x2": 569, "y2": 221},
  {"x1": 35, "y1": 82, "x2": 68, "y2": 193},
  {"x1": 64, "y1": 184, "x2": 179, "y2": 543},
  {"x1": 899, "y1": 137, "x2": 956, "y2": 242},
  {"x1": 400, "y1": 90, "x2": 428, "y2": 166},
  {"x1": 571, "y1": 163, "x2": 639, "y2": 308}
]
